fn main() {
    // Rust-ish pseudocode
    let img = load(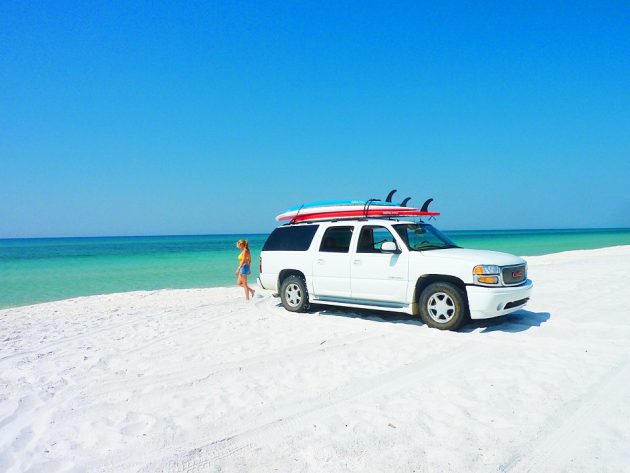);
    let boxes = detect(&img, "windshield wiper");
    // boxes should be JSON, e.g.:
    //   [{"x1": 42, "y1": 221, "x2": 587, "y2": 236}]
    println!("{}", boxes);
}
[{"x1": 413, "y1": 244, "x2": 448, "y2": 251}]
